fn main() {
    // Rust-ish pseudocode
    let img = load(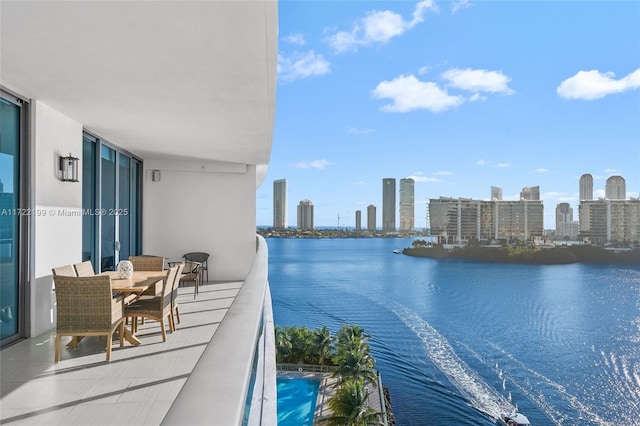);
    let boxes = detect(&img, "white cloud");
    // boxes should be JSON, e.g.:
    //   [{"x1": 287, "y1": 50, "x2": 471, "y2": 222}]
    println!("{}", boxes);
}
[
  {"x1": 452, "y1": 0, "x2": 472, "y2": 14},
  {"x1": 283, "y1": 33, "x2": 306, "y2": 46},
  {"x1": 594, "y1": 189, "x2": 606, "y2": 198},
  {"x1": 347, "y1": 127, "x2": 375, "y2": 135},
  {"x1": 535, "y1": 168, "x2": 549, "y2": 173},
  {"x1": 477, "y1": 159, "x2": 486, "y2": 166},
  {"x1": 495, "y1": 163, "x2": 511, "y2": 168},
  {"x1": 435, "y1": 171, "x2": 453, "y2": 176},
  {"x1": 291, "y1": 159, "x2": 335, "y2": 170},
  {"x1": 371, "y1": 74, "x2": 463, "y2": 113},
  {"x1": 557, "y1": 68, "x2": 640, "y2": 100},
  {"x1": 409, "y1": 175, "x2": 441, "y2": 183},
  {"x1": 325, "y1": 0, "x2": 438, "y2": 53},
  {"x1": 442, "y1": 68, "x2": 515, "y2": 95},
  {"x1": 603, "y1": 168, "x2": 620, "y2": 174},
  {"x1": 278, "y1": 51, "x2": 330, "y2": 82}
]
